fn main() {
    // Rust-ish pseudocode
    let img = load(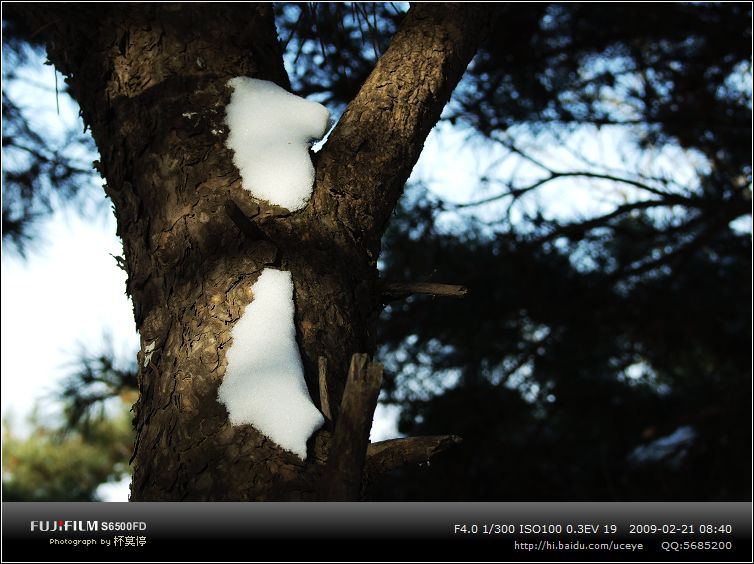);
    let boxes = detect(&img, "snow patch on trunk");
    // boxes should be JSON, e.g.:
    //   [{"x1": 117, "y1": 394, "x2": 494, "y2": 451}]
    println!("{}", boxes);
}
[
  {"x1": 142, "y1": 341, "x2": 156, "y2": 367},
  {"x1": 225, "y1": 77, "x2": 330, "y2": 211},
  {"x1": 217, "y1": 268, "x2": 324, "y2": 459}
]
